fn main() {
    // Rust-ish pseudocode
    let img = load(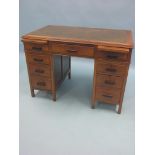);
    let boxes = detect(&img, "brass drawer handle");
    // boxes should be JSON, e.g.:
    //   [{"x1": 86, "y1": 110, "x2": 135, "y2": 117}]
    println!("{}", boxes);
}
[
  {"x1": 67, "y1": 49, "x2": 77, "y2": 52},
  {"x1": 35, "y1": 69, "x2": 44, "y2": 73},
  {"x1": 37, "y1": 82, "x2": 46, "y2": 86},
  {"x1": 104, "y1": 80, "x2": 115, "y2": 85},
  {"x1": 102, "y1": 94, "x2": 113, "y2": 98},
  {"x1": 33, "y1": 58, "x2": 43, "y2": 62},
  {"x1": 106, "y1": 68, "x2": 117, "y2": 72},
  {"x1": 106, "y1": 54, "x2": 119, "y2": 59},
  {"x1": 32, "y1": 47, "x2": 42, "y2": 51}
]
